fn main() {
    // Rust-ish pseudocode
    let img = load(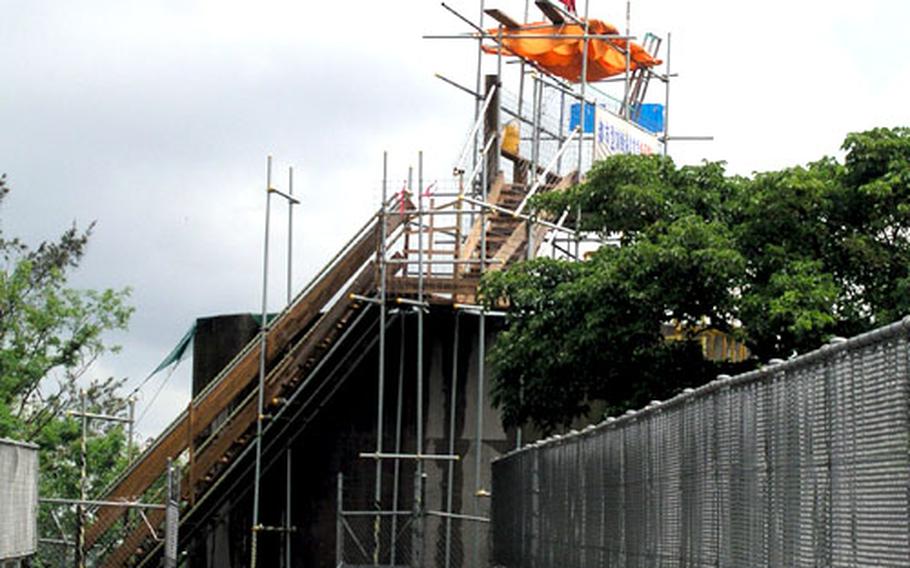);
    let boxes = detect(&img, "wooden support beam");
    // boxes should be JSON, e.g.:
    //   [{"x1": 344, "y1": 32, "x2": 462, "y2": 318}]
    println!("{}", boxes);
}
[
  {"x1": 484, "y1": 8, "x2": 521, "y2": 29},
  {"x1": 484, "y1": 74, "x2": 501, "y2": 193},
  {"x1": 535, "y1": 0, "x2": 565, "y2": 24},
  {"x1": 387, "y1": 276, "x2": 480, "y2": 298}
]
